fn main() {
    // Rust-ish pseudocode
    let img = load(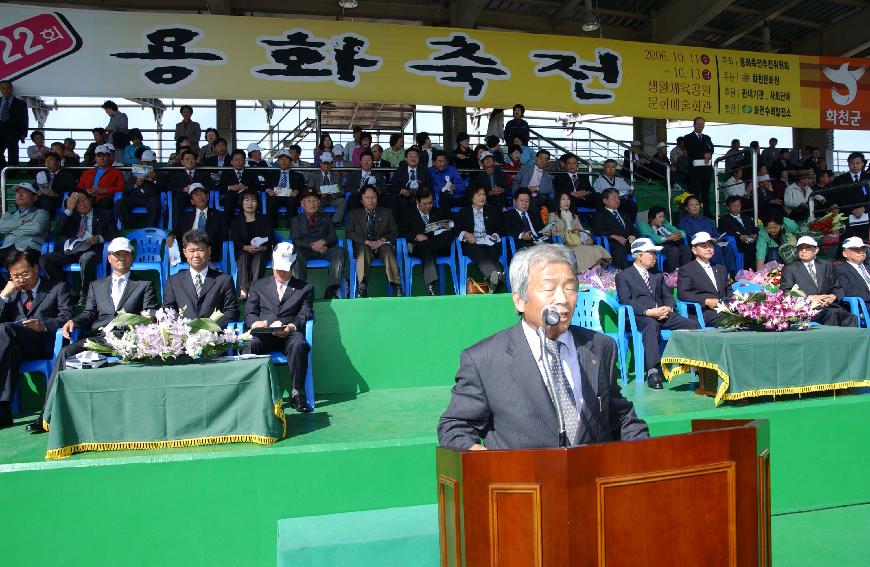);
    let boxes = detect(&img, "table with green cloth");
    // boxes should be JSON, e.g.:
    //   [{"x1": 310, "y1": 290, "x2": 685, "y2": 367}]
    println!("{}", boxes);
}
[
  {"x1": 661, "y1": 327, "x2": 870, "y2": 405},
  {"x1": 43, "y1": 356, "x2": 286, "y2": 460}
]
